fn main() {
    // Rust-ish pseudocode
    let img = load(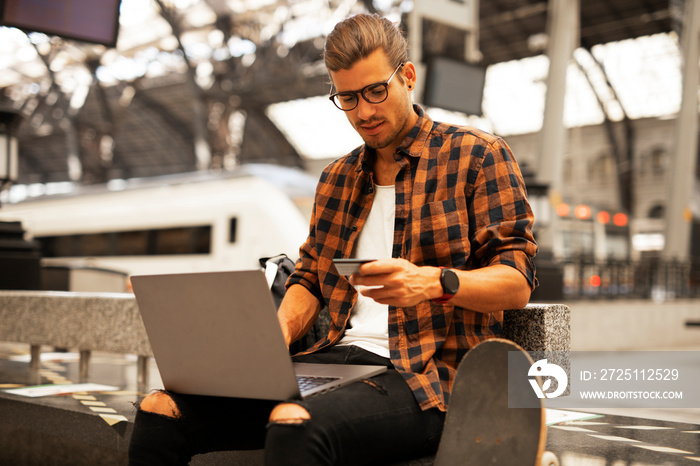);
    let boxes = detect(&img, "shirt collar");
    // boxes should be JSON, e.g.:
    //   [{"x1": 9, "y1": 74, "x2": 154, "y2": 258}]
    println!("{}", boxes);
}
[
  {"x1": 357, "y1": 104, "x2": 433, "y2": 173},
  {"x1": 398, "y1": 104, "x2": 433, "y2": 159}
]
